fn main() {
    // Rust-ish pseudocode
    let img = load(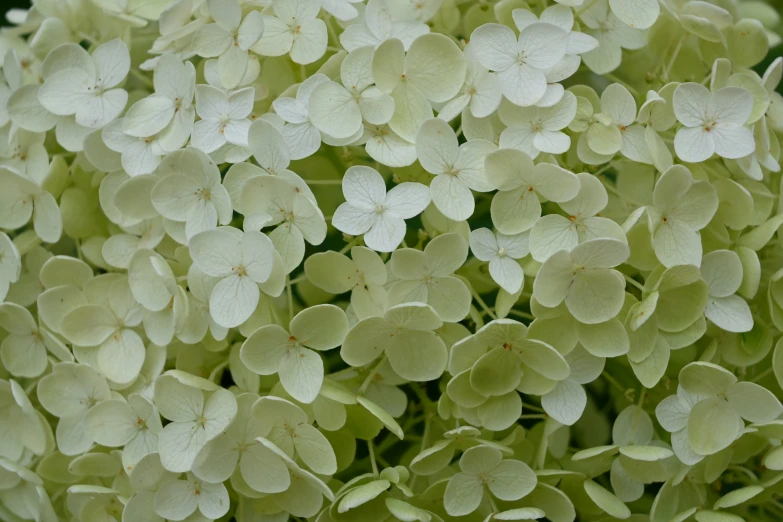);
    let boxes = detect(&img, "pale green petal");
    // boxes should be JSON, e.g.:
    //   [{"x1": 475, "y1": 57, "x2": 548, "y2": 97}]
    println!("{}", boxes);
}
[
  {"x1": 470, "y1": 346, "x2": 522, "y2": 397},
  {"x1": 679, "y1": 361, "x2": 737, "y2": 397},
  {"x1": 293, "y1": 424, "x2": 337, "y2": 475},
  {"x1": 688, "y1": 397, "x2": 742, "y2": 456},
  {"x1": 583, "y1": 479, "x2": 630, "y2": 519},
  {"x1": 487, "y1": 459, "x2": 537, "y2": 501},
  {"x1": 726, "y1": 381, "x2": 783, "y2": 423},
  {"x1": 386, "y1": 329, "x2": 447, "y2": 381}
]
